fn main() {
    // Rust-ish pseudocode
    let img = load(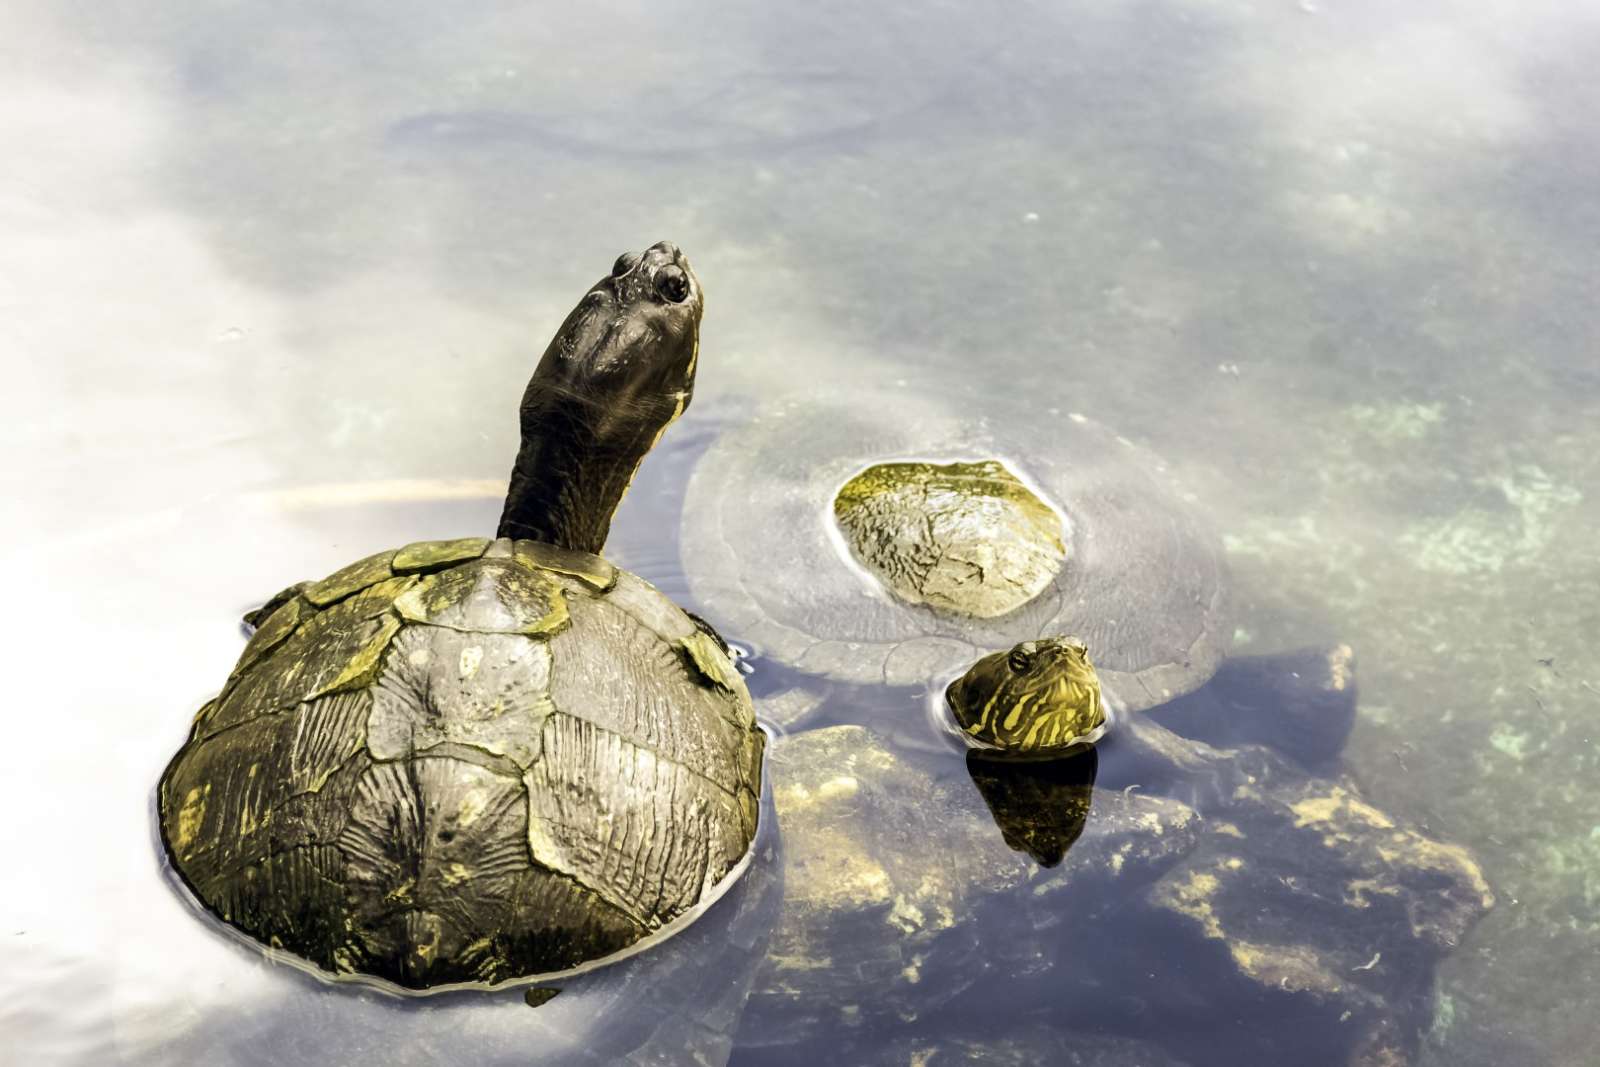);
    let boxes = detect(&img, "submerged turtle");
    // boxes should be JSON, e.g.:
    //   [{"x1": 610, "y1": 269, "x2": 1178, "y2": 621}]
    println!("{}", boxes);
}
[
  {"x1": 680, "y1": 389, "x2": 1229, "y2": 705},
  {"x1": 157, "y1": 242, "x2": 767, "y2": 994},
  {"x1": 681, "y1": 388, "x2": 1356, "y2": 765},
  {"x1": 668, "y1": 391, "x2": 1480, "y2": 1065}
]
